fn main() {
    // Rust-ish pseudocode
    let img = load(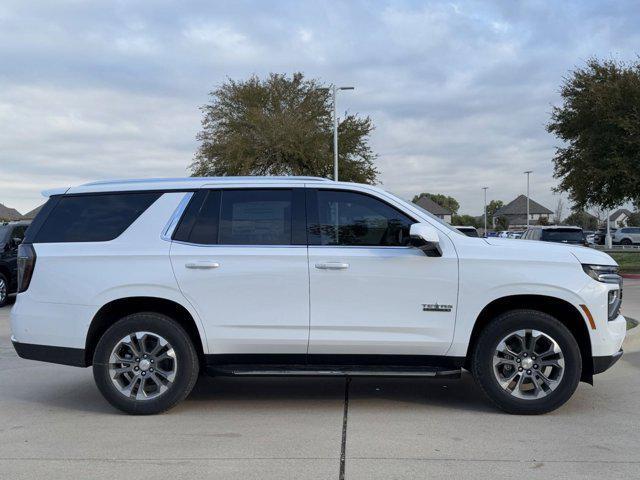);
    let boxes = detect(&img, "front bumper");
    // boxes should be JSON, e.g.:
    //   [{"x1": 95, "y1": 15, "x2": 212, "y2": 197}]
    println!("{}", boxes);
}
[{"x1": 593, "y1": 349, "x2": 623, "y2": 375}]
